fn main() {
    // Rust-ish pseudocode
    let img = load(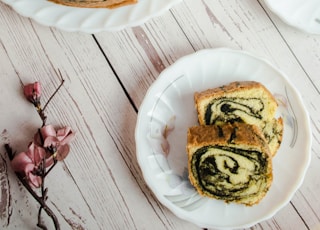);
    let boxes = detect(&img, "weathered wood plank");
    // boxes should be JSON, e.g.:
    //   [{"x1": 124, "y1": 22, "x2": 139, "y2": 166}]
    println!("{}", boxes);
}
[
  {"x1": 95, "y1": 0, "x2": 320, "y2": 229},
  {"x1": 94, "y1": 13, "x2": 196, "y2": 108},
  {"x1": 170, "y1": 1, "x2": 320, "y2": 229},
  {"x1": 0, "y1": 3, "x2": 200, "y2": 229},
  {"x1": 1, "y1": 0, "x2": 320, "y2": 229},
  {"x1": 258, "y1": 1, "x2": 320, "y2": 229}
]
